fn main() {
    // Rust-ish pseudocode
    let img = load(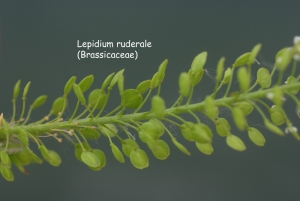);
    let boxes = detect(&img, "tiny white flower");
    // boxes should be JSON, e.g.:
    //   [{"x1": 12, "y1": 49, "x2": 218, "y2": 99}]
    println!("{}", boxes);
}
[
  {"x1": 293, "y1": 54, "x2": 300, "y2": 61},
  {"x1": 266, "y1": 92, "x2": 274, "y2": 100},
  {"x1": 294, "y1": 36, "x2": 300, "y2": 44},
  {"x1": 285, "y1": 124, "x2": 298, "y2": 134}
]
